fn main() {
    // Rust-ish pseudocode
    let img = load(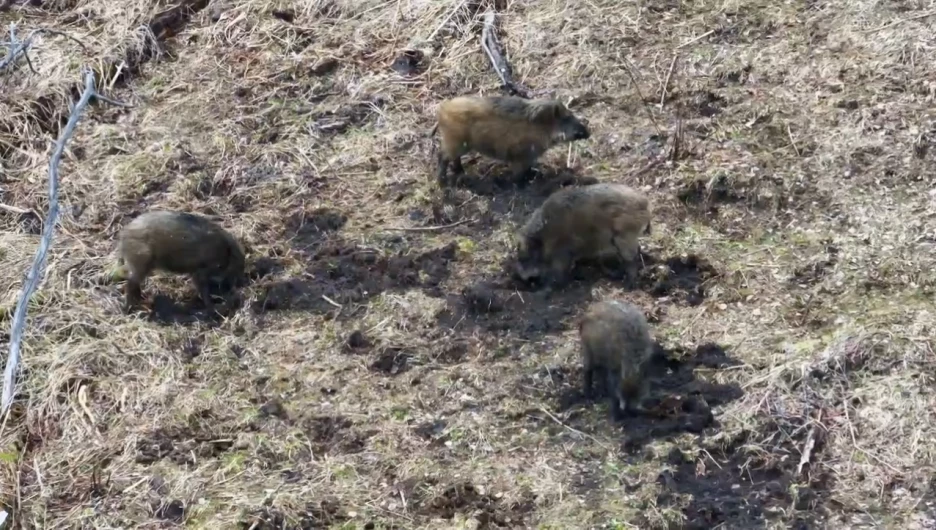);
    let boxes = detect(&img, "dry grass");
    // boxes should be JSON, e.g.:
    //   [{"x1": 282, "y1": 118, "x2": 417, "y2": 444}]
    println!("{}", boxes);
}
[{"x1": 2, "y1": 0, "x2": 936, "y2": 528}]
